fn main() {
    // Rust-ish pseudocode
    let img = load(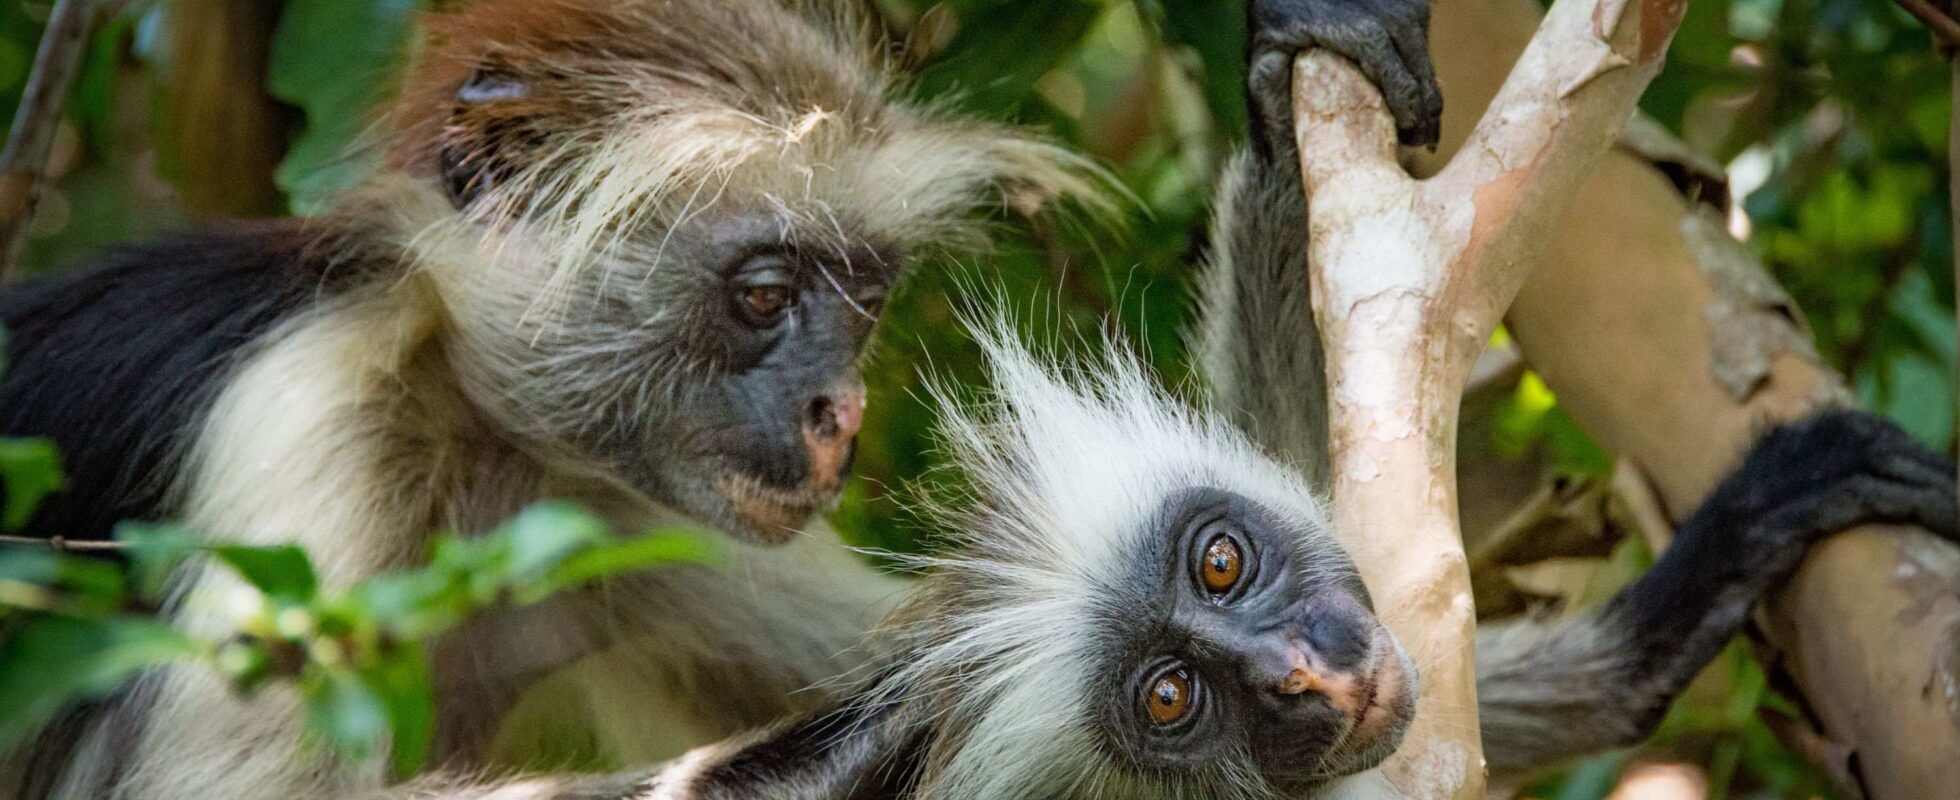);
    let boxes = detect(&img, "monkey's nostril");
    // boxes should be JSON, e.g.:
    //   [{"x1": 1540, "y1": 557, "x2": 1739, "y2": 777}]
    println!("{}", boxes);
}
[
  {"x1": 804, "y1": 394, "x2": 866, "y2": 442},
  {"x1": 805, "y1": 397, "x2": 836, "y2": 438}
]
